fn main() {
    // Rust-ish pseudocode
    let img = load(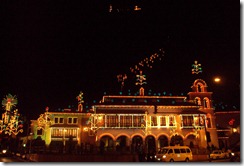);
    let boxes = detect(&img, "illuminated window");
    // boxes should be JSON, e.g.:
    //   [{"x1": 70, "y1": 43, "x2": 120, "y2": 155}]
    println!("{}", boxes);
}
[
  {"x1": 51, "y1": 128, "x2": 78, "y2": 137},
  {"x1": 169, "y1": 116, "x2": 176, "y2": 126},
  {"x1": 206, "y1": 117, "x2": 211, "y2": 128},
  {"x1": 203, "y1": 97, "x2": 210, "y2": 108},
  {"x1": 107, "y1": 115, "x2": 118, "y2": 127},
  {"x1": 133, "y1": 115, "x2": 144, "y2": 127},
  {"x1": 159, "y1": 116, "x2": 166, "y2": 126},
  {"x1": 195, "y1": 97, "x2": 201, "y2": 105},
  {"x1": 151, "y1": 116, "x2": 157, "y2": 126},
  {"x1": 182, "y1": 116, "x2": 193, "y2": 127},
  {"x1": 120, "y1": 115, "x2": 132, "y2": 127}
]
